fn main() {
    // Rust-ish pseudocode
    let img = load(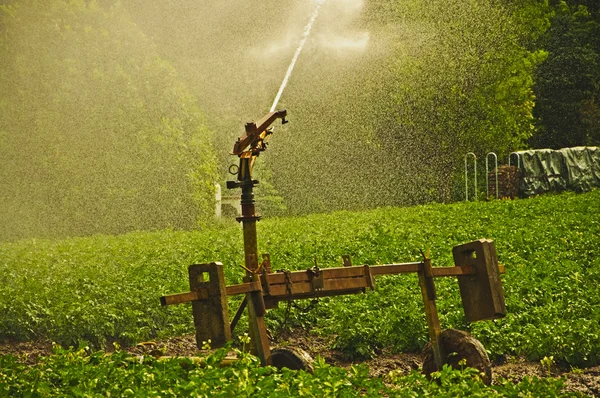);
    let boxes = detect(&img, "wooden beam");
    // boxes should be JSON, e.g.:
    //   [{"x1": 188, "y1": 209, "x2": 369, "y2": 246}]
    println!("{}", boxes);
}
[
  {"x1": 432, "y1": 265, "x2": 476, "y2": 277},
  {"x1": 225, "y1": 281, "x2": 262, "y2": 296},
  {"x1": 160, "y1": 289, "x2": 208, "y2": 306},
  {"x1": 161, "y1": 264, "x2": 506, "y2": 306}
]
